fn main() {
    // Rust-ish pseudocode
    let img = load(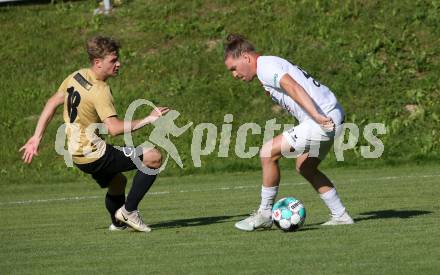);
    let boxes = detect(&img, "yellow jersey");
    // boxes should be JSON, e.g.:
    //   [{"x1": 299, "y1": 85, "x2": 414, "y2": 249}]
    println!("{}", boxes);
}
[{"x1": 58, "y1": 68, "x2": 117, "y2": 164}]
